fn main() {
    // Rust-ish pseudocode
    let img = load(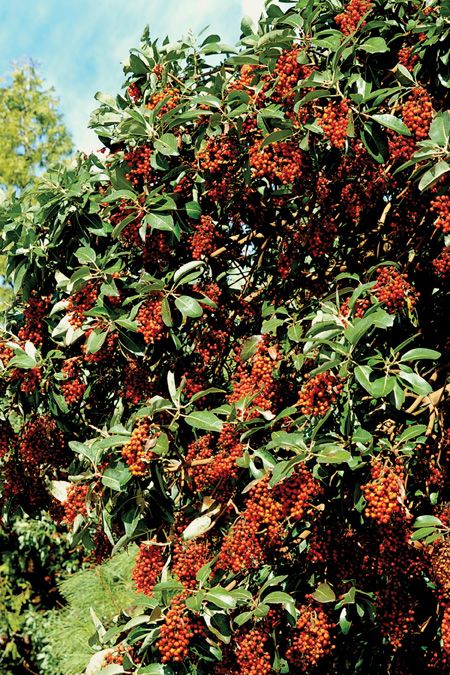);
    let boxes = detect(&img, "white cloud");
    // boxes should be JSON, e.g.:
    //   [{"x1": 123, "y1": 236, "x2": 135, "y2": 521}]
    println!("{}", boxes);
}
[{"x1": 241, "y1": 0, "x2": 265, "y2": 21}]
